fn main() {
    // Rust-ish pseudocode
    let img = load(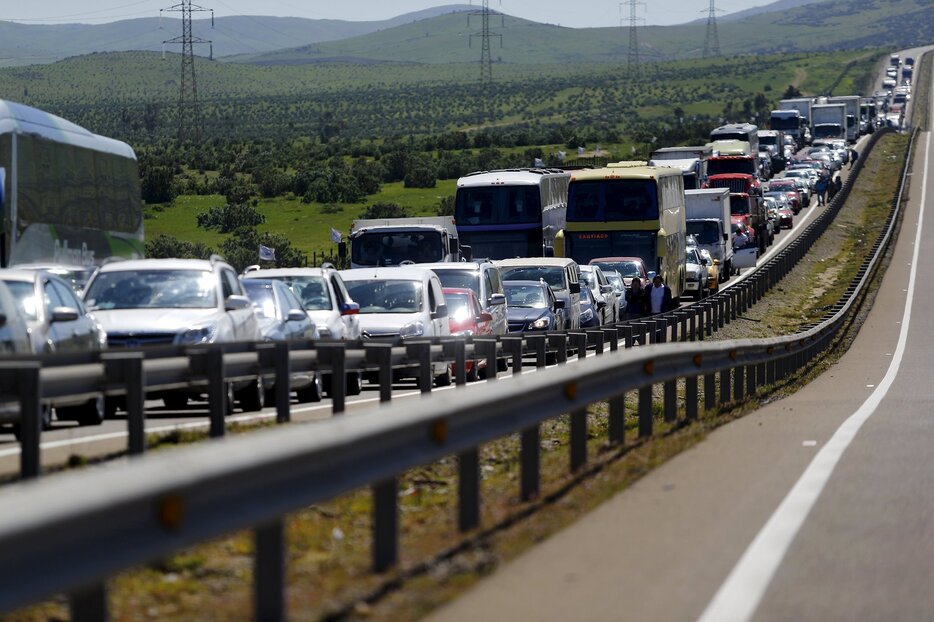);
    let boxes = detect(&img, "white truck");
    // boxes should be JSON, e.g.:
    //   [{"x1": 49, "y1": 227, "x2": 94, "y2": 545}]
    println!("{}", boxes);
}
[
  {"x1": 684, "y1": 188, "x2": 735, "y2": 279},
  {"x1": 827, "y1": 95, "x2": 861, "y2": 143},
  {"x1": 810, "y1": 103, "x2": 847, "y2": 141},
  {"x1": 649, "y1": 145, "x2": 713, "y2": 190},
  {"x1": 779, "y1": 98, "x2": 814, "y2": 143},
  {"x1": 349, "y1": 216, "x2": 464, "y2": 268}
]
